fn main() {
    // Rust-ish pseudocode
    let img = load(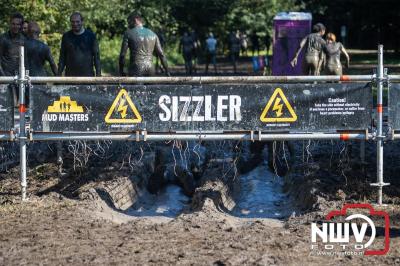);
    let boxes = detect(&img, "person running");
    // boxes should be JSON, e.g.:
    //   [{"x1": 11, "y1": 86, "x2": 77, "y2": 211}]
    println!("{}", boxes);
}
[
  {"x1": 229, "y1": 30, "x2": 241, "y2": 74},
  {"x1": 291, "y1": 23, "x2": 326, "y2": 75},
  {"x1": 323, "y1": 33, "x2": 350, "y2": 75},
  {"x1": 25, "y1": 21, "x2": 57, "y2": 76},
  {"x1": 179, "y1": 31, "x2": 194, "y2": 75},
  {"x1": 205, "y1": 33, "x2": 217, "y2": 74},
  {"x1": 119, "y1": 12, "x2": 169, "y2": 76},
  {"x1": 58, "y1": 12, "x2": 101, "y2": 76}
]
